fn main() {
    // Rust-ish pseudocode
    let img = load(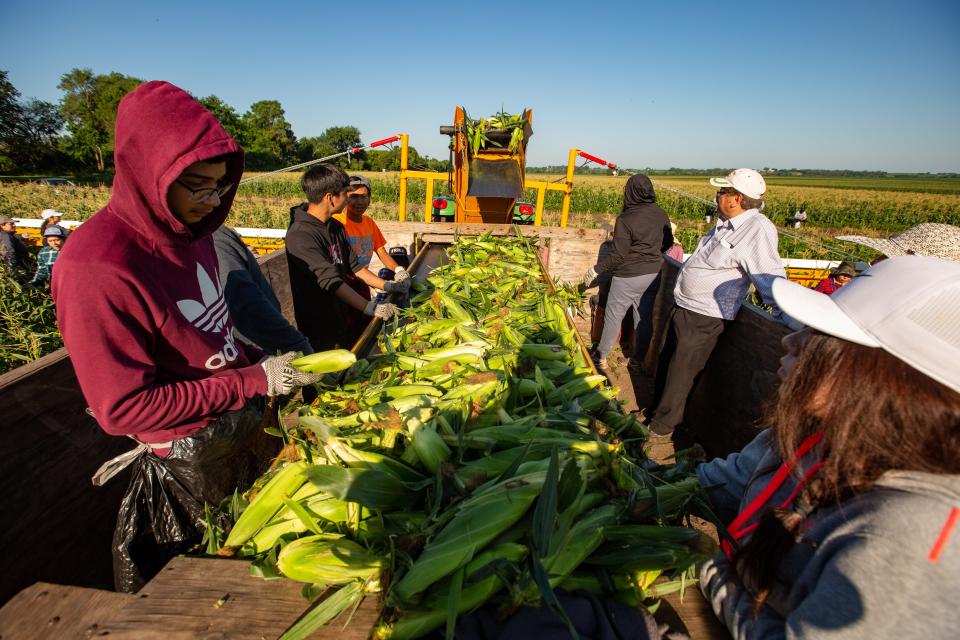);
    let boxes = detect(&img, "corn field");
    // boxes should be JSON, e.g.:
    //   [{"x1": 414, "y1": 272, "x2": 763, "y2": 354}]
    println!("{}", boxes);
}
[
  {"x1": 0, "y1": 269, "x2": 62, "y2": 375},
  {"x1": 2, "y1": 172, "x2": 957, "y2": 261}
]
